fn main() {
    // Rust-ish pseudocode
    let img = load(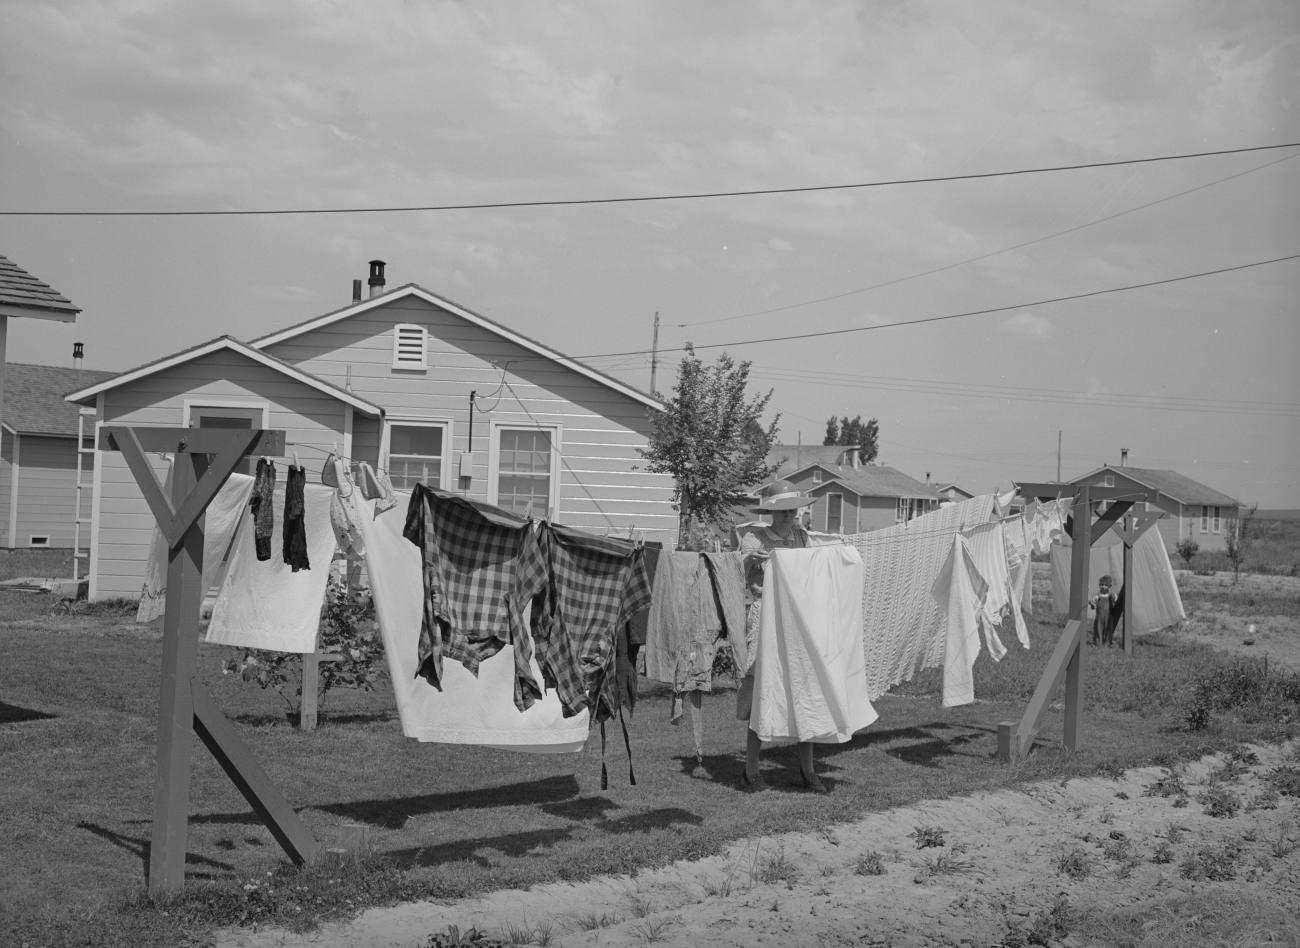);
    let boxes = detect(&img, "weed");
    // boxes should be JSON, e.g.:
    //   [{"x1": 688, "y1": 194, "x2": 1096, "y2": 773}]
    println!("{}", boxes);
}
[
  {"x1": 1097, "y1": 810, "x2": 1115, "y2": 825},
  {"x1": 1242, "y1": 826, "x2": 1259, "y2": 843},
  {"x1": 908, "y1": 825, "x2": 947, "y2": 849},
  {"x1": 701, "y1": 864, "x2": 736, "y2": 898},
  {"x1": 1164, "y1": 822, "x2": 1188, "y2": 844},
  {"x1": 1142, "y1": 769, "x2": 1188, "y2": 800},
  {"x1": 1094, "y1": 760, "x2": 1126, "y2": 781},
  {"x1": 631, "y1": 919, "x2": 668, "y2": 944},
  {"x1": 1114, "y1": 790, "x2": 1130, "y2": 800},
  {"x1": 1229, "y1": 745, "x2": 1260, "y2": 766},
  {"x1": 853, "y1": 852, "x2": 887, "y2": 876},
  {"x1": 1151, "y1": 841, "x2": 1175, "y2": 864},
  {"x1": 1264, "y1": 765, "x2": 1300, "y2": 797},
  {"x1": 1197, "y1": 785, "x2": 1241, "y2": 818},
  {"x1": 1001, "y1": 894, "x2": 1074, "y2": 947},
  {"x1": 428, "y1": 925, "x2": 508, "y2": 947},
  {"x1": 756, "y1": 845, "x2": 798, "y2": 885},
  {"x1": 1054, "y1": 848, "x2": 1092, "y2": 880},
  {"x1": 1209, "y1": 758, "x2": 1250, "y2": 784},
  {"x1": 1269, "y1": 822, "x2": 1296, "y2": 859},
  {"x1": 628, "y1": 895, "x2": 655, "y2": 919},
  {"x1": 1245, "y1": 787, "x2": 1280, "y2": 812},
  {"x1": 1102, "y1": 837, "x2": 1131, "y2": 862},
  {"x1": 1180, "y1": 842, "x2": 1241, "y2": 881},
  {"x1": 573, "y1": 912, "x2": 621, "y2": 932},
  {"x1": 498, "y1": 918, "x2": 554, "y2": 946},
  {"x1": 920, "y1": 852, "x2": 975, "y2": 876}
]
